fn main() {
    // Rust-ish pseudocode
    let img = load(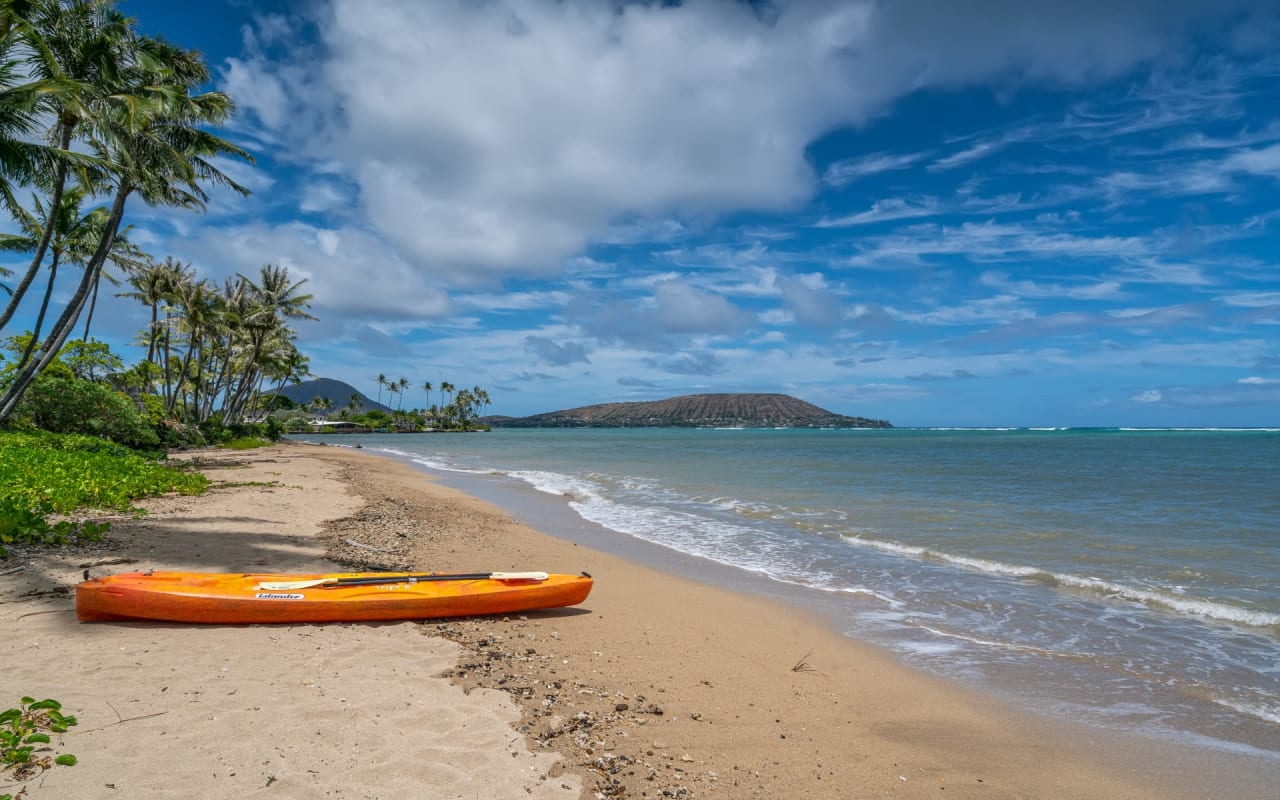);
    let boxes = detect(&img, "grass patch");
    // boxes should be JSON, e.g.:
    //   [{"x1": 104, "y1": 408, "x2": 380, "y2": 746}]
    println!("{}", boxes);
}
[{"x1": 221, "y1": 437, "x2": 273, "y2": 450}]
